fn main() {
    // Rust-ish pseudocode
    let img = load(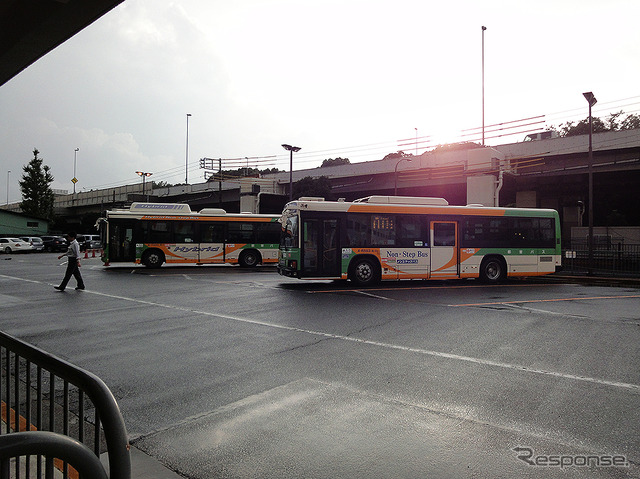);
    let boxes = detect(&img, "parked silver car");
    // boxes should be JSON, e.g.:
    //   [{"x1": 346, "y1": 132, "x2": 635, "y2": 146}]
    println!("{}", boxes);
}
[
  {"x1": 79, "y1": 234, "x2": 102, "y2": 251},
  {"x1": 20, "y1": 236, "x2": 45, "y2": 252}
]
